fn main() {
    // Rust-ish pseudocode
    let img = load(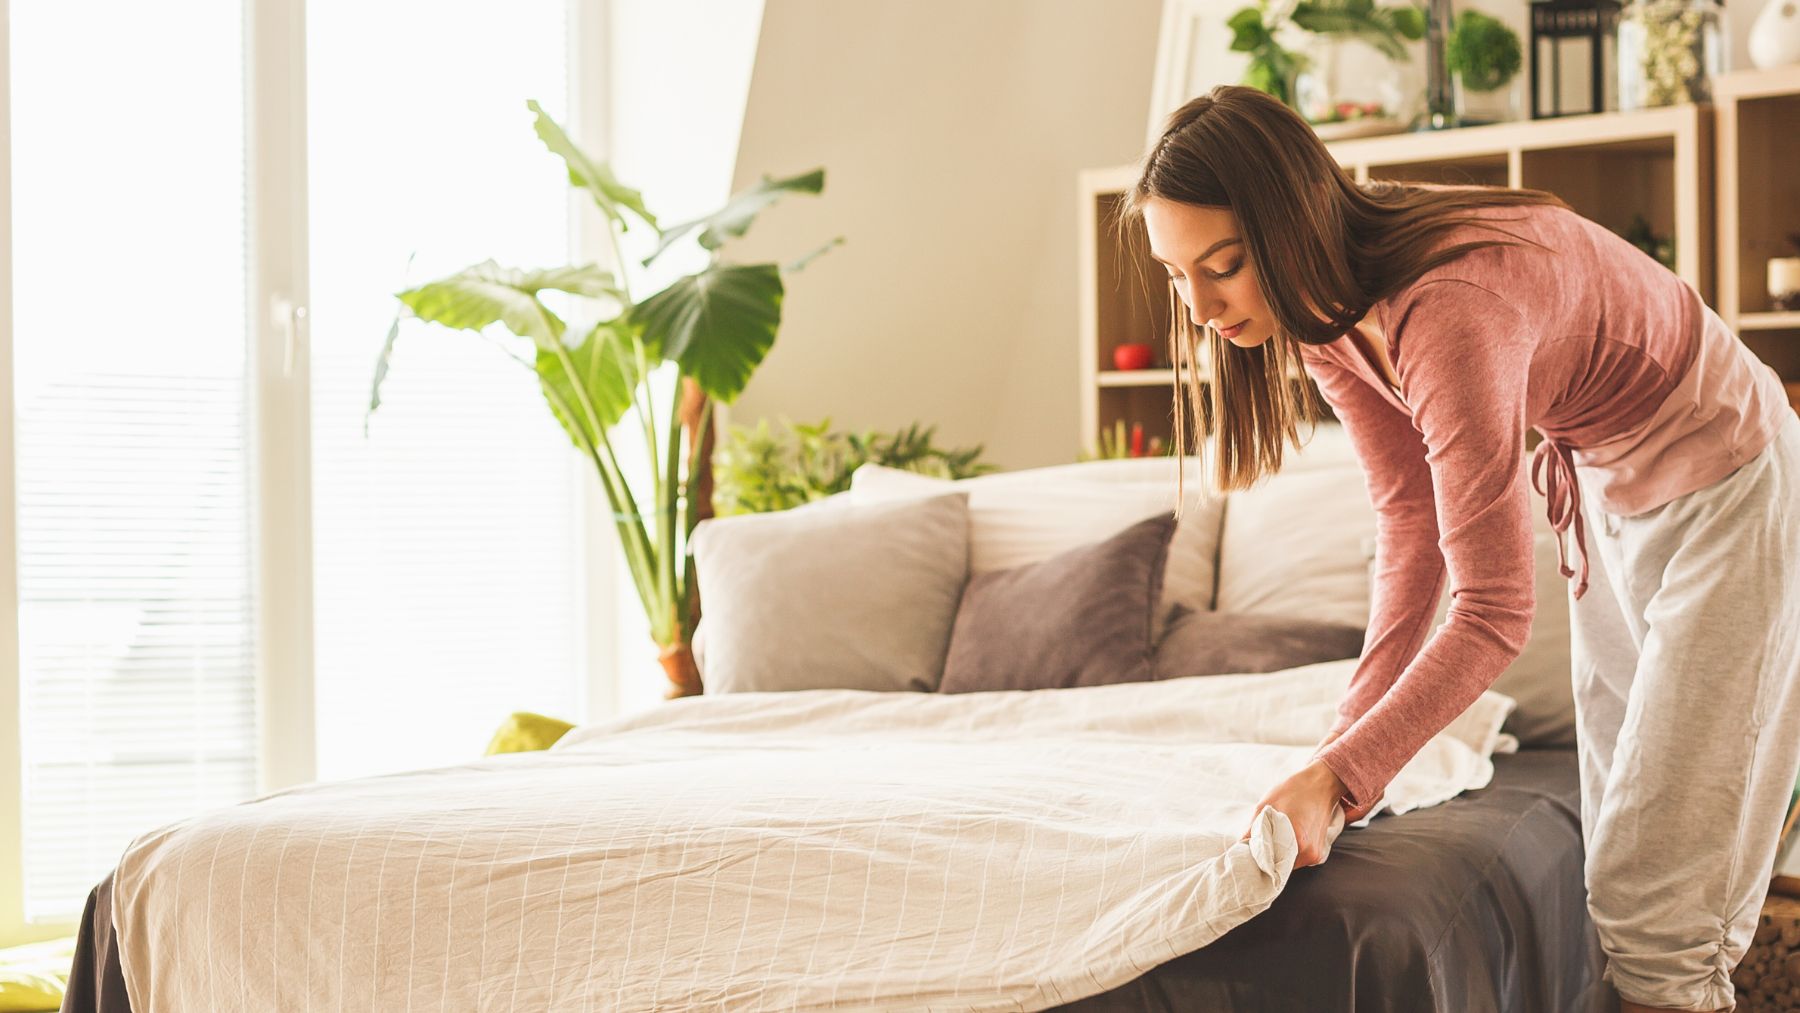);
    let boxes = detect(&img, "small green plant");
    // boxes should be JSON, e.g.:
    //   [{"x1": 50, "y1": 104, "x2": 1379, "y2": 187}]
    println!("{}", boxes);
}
[
  {"x1": 1446, "y1": 10, "x2": 1523, "y2": 92},
  {"x1": 1079, "y1": 420, "x2": 1172, "y2": 462},
  {"x1": 711, "y1": 417, "x2": 996, "y2": 516},
  {"x1": 1624, "y1": 213, "x2": 1676, "y2": 270}
]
